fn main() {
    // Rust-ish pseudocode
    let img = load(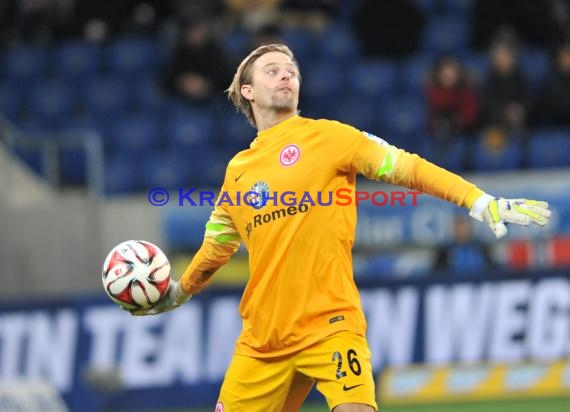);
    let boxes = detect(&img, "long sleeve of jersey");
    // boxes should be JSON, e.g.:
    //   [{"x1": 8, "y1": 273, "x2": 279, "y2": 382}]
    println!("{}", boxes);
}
[
  {"x1": 179, "y1": 201, "x2": 241, "y2": 295},
  {"x1": 347, "y1": 128, "x2": 485, "y2": 209}
]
